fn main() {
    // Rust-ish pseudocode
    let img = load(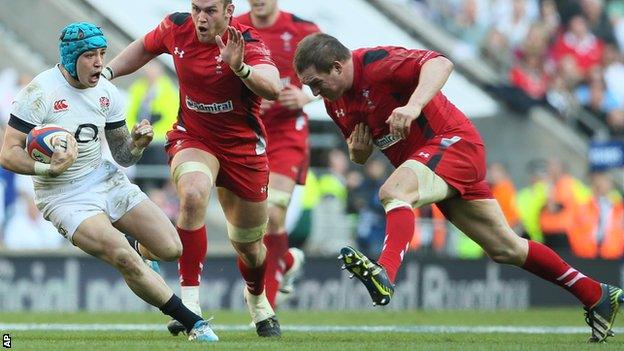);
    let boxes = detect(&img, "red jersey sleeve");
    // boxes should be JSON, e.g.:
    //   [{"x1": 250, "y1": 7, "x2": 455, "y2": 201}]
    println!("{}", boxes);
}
[
  {"x1": 369, "y1": 48, "x2": 444, "y2": 89},
  {"x1": 242, "y1": 28, "x2": 276, "y2": 67},
  {"x1": 143, "y1": 15, "x2": 175, "y2": 55}
]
